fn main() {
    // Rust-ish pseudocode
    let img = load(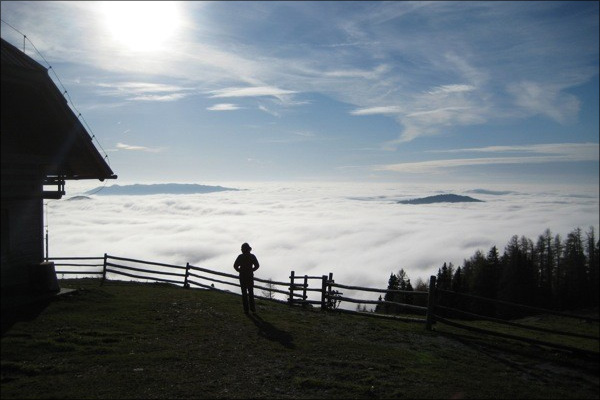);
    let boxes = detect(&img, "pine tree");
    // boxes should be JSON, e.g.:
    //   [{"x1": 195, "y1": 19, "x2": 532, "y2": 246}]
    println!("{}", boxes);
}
[
  {"x1": 405, "y1": 278, "x2": 414, "y2": 307},
  {"x1": 486, "y1": 245, "x2": 501, "y2": 299},
  {"x1": 437, "y1": 262, "x2": 452, "y2": 291},
  {"x1": 451, "y1": 266, "x2": 465, "y2": 292},
  {"x1": 520, "y1": 235, "x2": 538, "y2": 306},
  {"x1": 375, "y1": 295, "x2": 384, "y2": 313},
  {"x1": 553, "y1": 234, "x2": 565, "y2": 306},
  {"x1": 381, "y1": 273, "x2": 399, "y2": 314},
  {"x1": 535, "y1": 229, "x2": 555, "y2": 305},
  {"x1": 397, "y1": 268, "x2": 410, "y2": 310},
  {"x1": 435, "y1": 262, "x2": 454, "y2": 316},
  {"x1": 464, "y1": 249, "x2": 495, "y2": 317},
  {"x1": 498, "y1": 235, "x2": 536, "y2": 317},
  {"x1": 563, "y1": 228, "x2": 587, "y2": 308}
]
